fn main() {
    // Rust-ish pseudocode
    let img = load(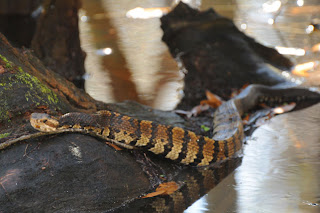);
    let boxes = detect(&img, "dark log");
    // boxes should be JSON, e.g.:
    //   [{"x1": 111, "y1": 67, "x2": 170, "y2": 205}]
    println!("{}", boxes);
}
[
  {"x1": 0, "y1": 32, "x2": 240, "y2": 212},
  {"x1": 161, "y1": 2, "x2": 294, "y2": 109},
  {"x1": 0, "y1": 33, "x2": 99, "y2": 126}
]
